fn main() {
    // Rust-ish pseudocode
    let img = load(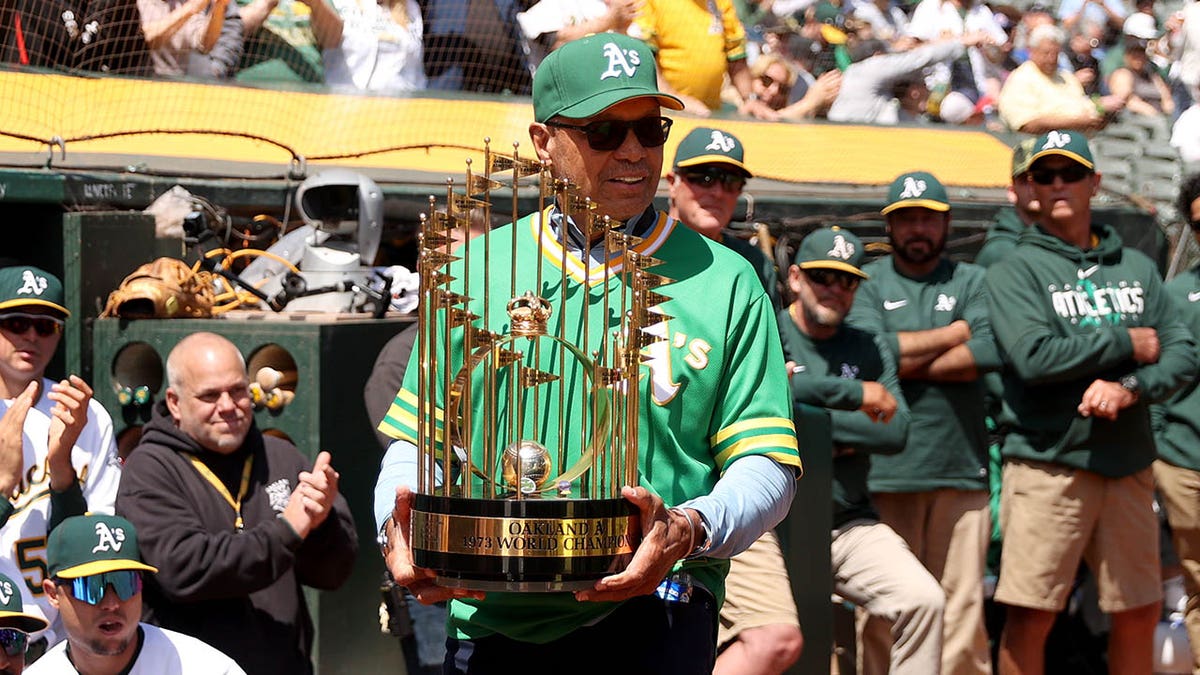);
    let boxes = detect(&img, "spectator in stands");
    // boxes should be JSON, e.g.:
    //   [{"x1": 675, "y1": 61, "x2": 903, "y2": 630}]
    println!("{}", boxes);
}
[
  {"x1": 1169, "y1": 0, "x2": 1200, "y2": 104},
  {"x1": 827, "y1": 33, "x2": 990, "y2": 124},
  {"x1": 752, "y1": 52, "x2": 843, "y2": 120},
  {"x1": 782, "y1": 226, "x2": 943, "y2": 675},
  {"x1": 116, "y1": 332, "x2": 358, "y2": 675},
  {"x1": 1065, "y1": 29, "x2": 1103, "y2": 95},
  {"x1": 0, "y1": 265, "x2": 122, "y2": 657},
  {"x1": 189, "y1": 0, "x2": 244, "y2": 78},
  {"x1": 905, "y1": 0, "x2": 1008, "y2": 105},
  {"x1": 1058, "y1": 0, "x2": 1126, "y2": 40},
  {"x1": 849, "y1": 0, "x2": 909, "y2": 43},
  {"x1": 630, "y1": 0, "x2": 779, "y2": 119},
  {"x1": 1172, "y1": 100, "x2": 1200, "y2": 163},
  {"x1": 1, "y1": 1, "x2": 151, "y2": 75},
  {"x1": 137, "y1": 0, "x2": 239, "y2": 77},
  {"x1": 1151, "y1": 173, "x2": 1200, "y2": 675},
  {"x1": 237, "y1": 0, "x2": 340, "y2": 83},
  {"x1": 986, "y1": 130, "x2": 1197, "y2": 675},
  {"x1": 1109, "y1": 34, "x2": 1174, "y2": 116},
  {"x1": 998, "y1": 24, "x2": 1126, "y2": 133},
  {"x1": 323, "y1": 0, "x2": 427, "y2": 92},
  {"x1": 516, "y1": 0, "x2": 639, "y2": 66},
  {"x1": 421, "y1": 0, "x2": 532, "y2": 94}
]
